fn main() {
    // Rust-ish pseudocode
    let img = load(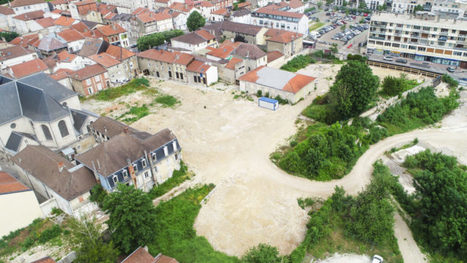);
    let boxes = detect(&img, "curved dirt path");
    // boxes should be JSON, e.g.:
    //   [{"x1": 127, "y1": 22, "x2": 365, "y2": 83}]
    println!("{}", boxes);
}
[
  {"x1": 394, "y1": 212, "x2": 427, "y2": 263},
  {"x1": 132, "y1": 73, "x2": 466, "y2": 258}
]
